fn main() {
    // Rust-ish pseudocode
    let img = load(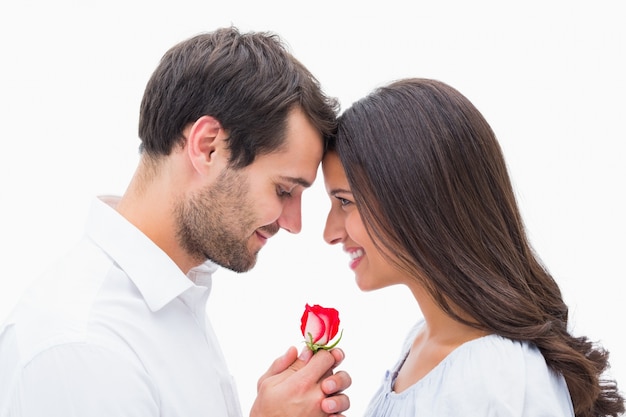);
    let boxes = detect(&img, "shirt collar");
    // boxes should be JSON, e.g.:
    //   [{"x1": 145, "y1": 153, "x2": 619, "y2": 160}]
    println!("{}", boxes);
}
[{"x1": 85, "y1": 196, "x2": 219, "y2": 312}]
